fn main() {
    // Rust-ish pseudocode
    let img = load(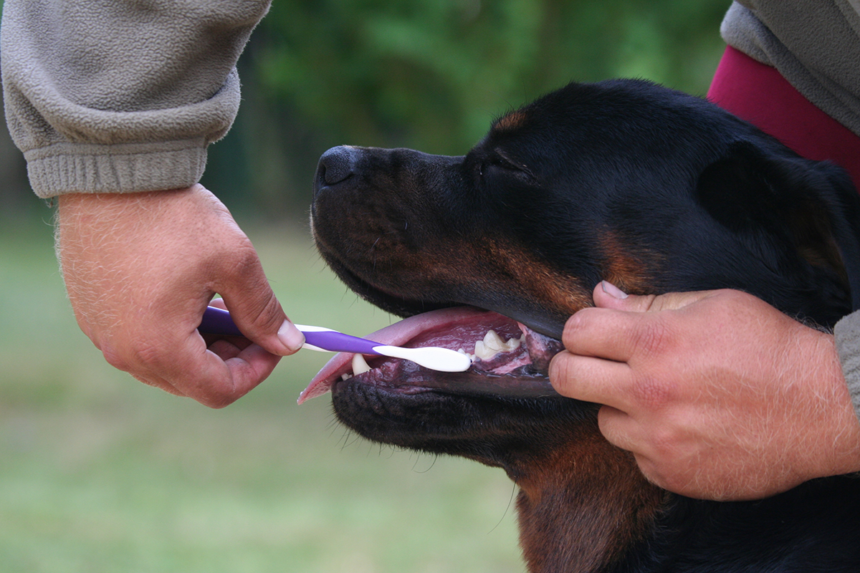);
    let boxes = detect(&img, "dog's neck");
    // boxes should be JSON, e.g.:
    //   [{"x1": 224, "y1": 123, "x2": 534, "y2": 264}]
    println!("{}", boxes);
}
[{"x1": 511, "y1": 429, "x2": 665, "y2": 573}]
